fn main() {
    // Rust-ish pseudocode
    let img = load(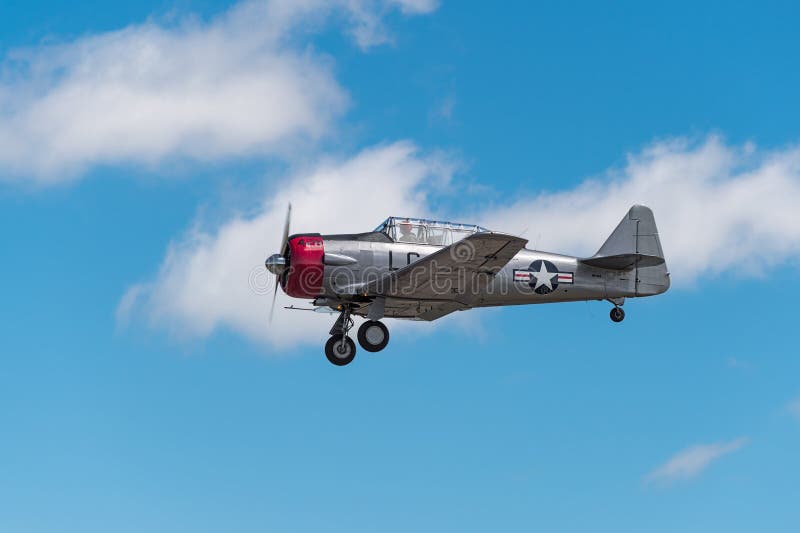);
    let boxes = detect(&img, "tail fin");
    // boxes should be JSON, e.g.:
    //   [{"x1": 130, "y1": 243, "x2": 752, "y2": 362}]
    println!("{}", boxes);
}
[{"x1": 580, "y1": 205, "x2": 670, "y2": 296}]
